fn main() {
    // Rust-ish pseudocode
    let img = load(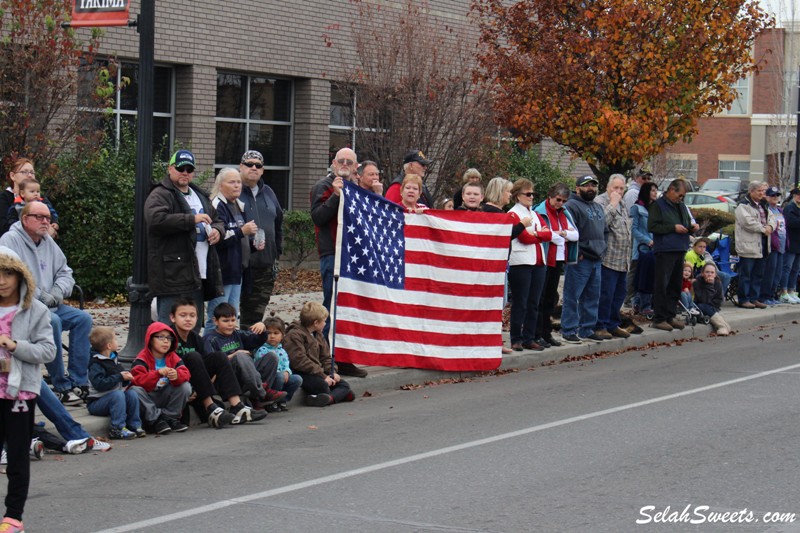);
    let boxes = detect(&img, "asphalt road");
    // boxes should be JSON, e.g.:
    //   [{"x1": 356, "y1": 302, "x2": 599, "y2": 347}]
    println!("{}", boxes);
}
[{"x1": 9, "y1": 320, "x2": 800, "y2": 532}]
